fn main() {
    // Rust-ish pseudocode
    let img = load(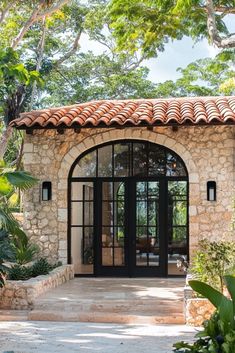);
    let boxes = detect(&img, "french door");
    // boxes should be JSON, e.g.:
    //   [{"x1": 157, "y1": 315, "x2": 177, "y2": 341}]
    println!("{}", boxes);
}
[
  {"x1": 95, "y1": 179, "x2": 167, "y2": 276},
  {"x1": 69, "y1": 140, "x2": 188, "y2": 277}
]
